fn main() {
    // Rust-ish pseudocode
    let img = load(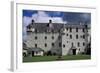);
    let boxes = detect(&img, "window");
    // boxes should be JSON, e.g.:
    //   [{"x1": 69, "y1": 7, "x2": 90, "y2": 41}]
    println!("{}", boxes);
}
[
  {"x1": 35, "y1": 29, "x2": 37, "y2": 33},
  {"x1": 58, "y1": 30, "x2": 60, "y2": 33},
  {"x1": 52, "y1": 36, "x2": 54, "y2": 39},
  {"x1": 59, "y1": 42, "x2": 62, "y2": 47},
  {"x1": 83, "y1": 35, "x2": 85, "y2": 39},
  {"x1": 45, "y1": 43, "x2": 47, "y2": 47},
  {"x1": 66, "y1": 28, "x2": 68, "y2": 31},
  {"x1": 66, "y1": 34, "x2": 68, "y2": 36},
  {"x1": 79, "y1": 48, "x2": 80, "y2": 51},
  {"x1": 58, "y1": 36, "x2": 61, "y2": 40},
  {"x1": 83, "y1": 42, "x2": 85, "y2": 46},
  {"x1": 63, "y1": 44, "x2": 65, "y2": 48},
  {"x1": 77, "y1": 42, "x2": 80, "y2": 47},
  {"x1": 70, "y1": 34, "x2": 72, "y2": 39},
  {"x1": 82, "y1": 28, "x2": 85, "y2": 32},
  {"x1": 72, "y1": 42, "x2": 73, "y2": 46},
  {"x1": 76, "y1": 34, "x2": 78, "y2": 39},
  {"x1": 76, "y1": 28, "x2": 78, "y2": 32},
  {"x1": 45, "y1": 36, "x2": 47, "y2": 40},
  {"x1": 35, "y1": 36, "x2": 37, "y2": 40},
  {"x1": 70, "y1": 28, "x2": 72, "y2": 32},
  {"x1": 35, "y1": 44, "x2": 37, "y2": 47},
  {"x1": 52, "y1": 43, "x2": 54, "y2": 47}
]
